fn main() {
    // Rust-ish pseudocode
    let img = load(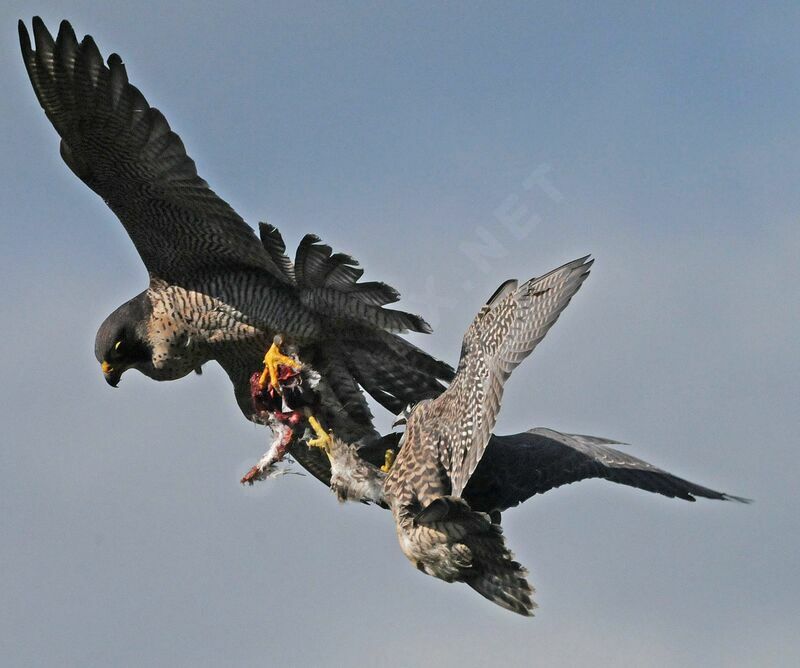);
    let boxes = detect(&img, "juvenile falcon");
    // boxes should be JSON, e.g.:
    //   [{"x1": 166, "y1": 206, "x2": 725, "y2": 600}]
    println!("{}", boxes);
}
[
  {"x1": 19, "y1": 18, "x2": 453, "y2": 471},
  {"x1": 310, "y1": 257, "x2": 748, "y2": 616}
]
